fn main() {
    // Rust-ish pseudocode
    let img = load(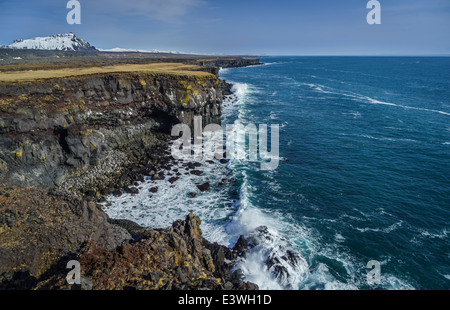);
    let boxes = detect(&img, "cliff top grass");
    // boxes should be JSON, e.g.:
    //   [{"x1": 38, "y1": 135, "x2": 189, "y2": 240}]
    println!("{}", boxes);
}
[{"x1": 0, "y1": 63, "x2": 214, "y2": 84}]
